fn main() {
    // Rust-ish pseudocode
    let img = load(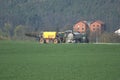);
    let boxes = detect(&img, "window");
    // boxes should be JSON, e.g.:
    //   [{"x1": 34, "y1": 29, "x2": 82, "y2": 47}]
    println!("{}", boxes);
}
[
  {"x1": 97, "y1": 25, "x2": 99, "y2": 27},
  {"x1": 82, "y1": 28, "x2": 84, "y2": 30}
]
